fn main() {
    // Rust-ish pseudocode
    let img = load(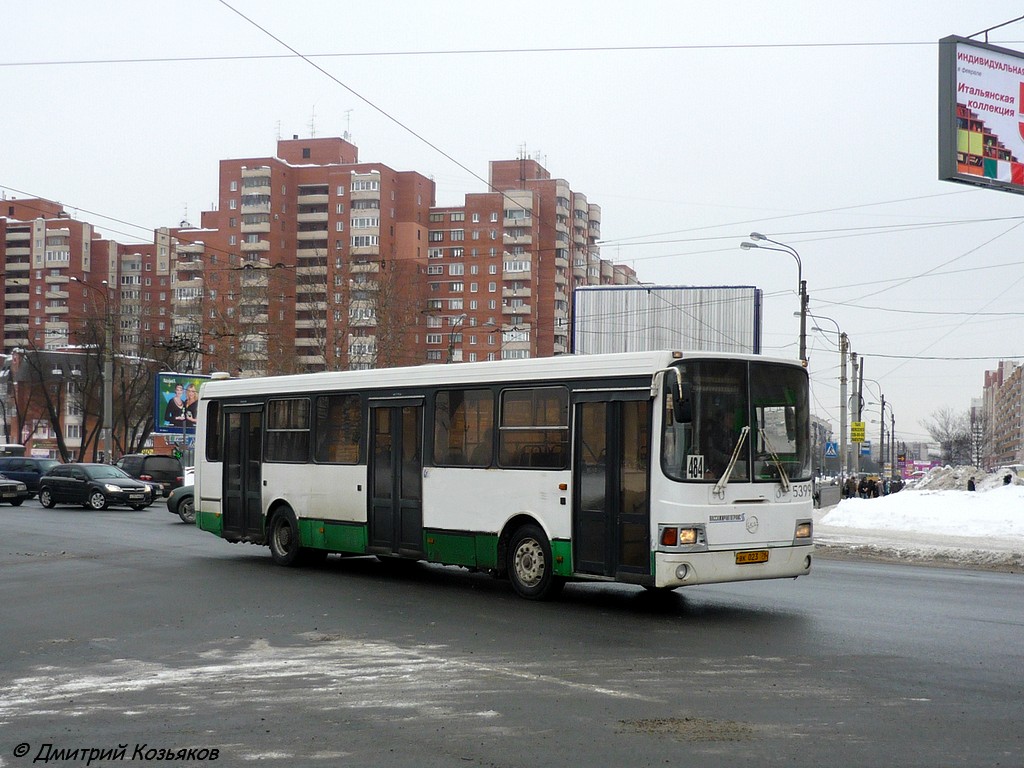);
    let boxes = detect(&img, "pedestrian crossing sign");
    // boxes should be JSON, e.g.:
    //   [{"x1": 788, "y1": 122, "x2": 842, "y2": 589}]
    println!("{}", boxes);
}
[{"x1": 824, "y1": 441, "x2": 839, "y2": 458}]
